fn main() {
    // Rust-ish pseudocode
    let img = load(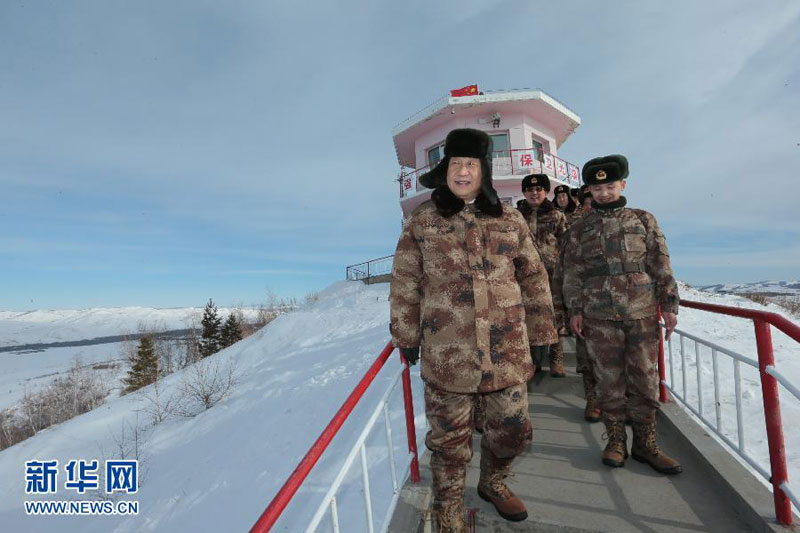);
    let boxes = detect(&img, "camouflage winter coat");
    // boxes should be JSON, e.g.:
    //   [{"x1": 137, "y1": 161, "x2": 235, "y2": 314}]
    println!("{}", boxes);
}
[
  {"x1": 562, "y1": 198, "x2": 679, "y2": 321},
  {"x1": 565, "y1": 207, "x2": 586, "y2": 227},
  {"x1": 518, "y1": 199, "x2": 567, "y2": 277},
  {"x1": 390, "y1": 201, "x2": 558, "y2": 394}
]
